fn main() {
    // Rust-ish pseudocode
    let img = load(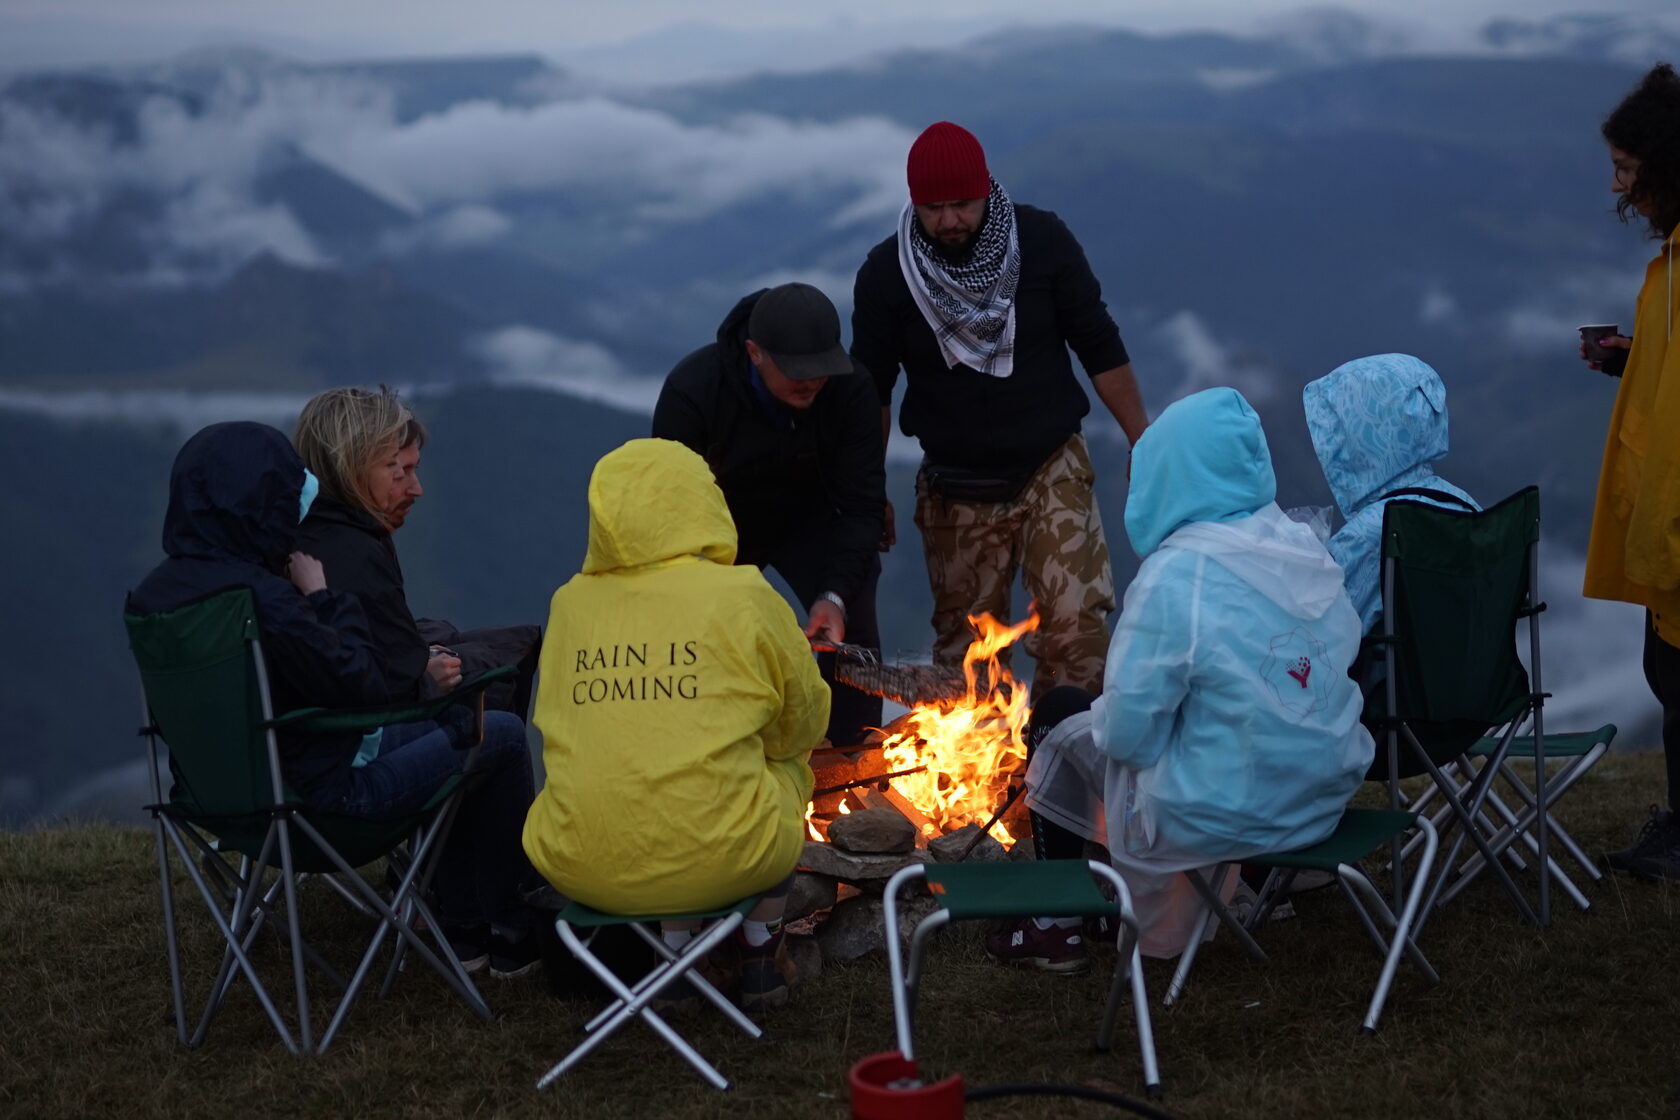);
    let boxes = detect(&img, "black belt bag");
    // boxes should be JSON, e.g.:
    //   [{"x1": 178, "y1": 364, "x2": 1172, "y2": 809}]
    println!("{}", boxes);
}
[{"x1": 920, "y1": 459, "x2": 1034, "y2": 505}]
